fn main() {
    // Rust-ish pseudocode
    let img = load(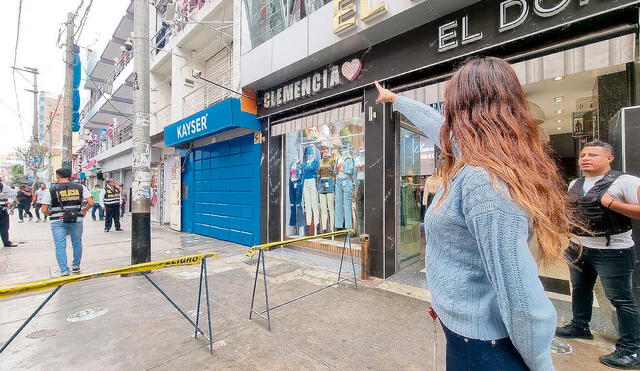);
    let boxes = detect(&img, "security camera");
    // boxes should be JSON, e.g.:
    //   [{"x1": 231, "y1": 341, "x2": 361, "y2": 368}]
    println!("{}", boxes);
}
[
  {"x1": 124, "y1": 38, "x2": 134, "y2": 52},
  {"x1": 192, "y1": 69, "x2": 202, "y2": 79}
]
